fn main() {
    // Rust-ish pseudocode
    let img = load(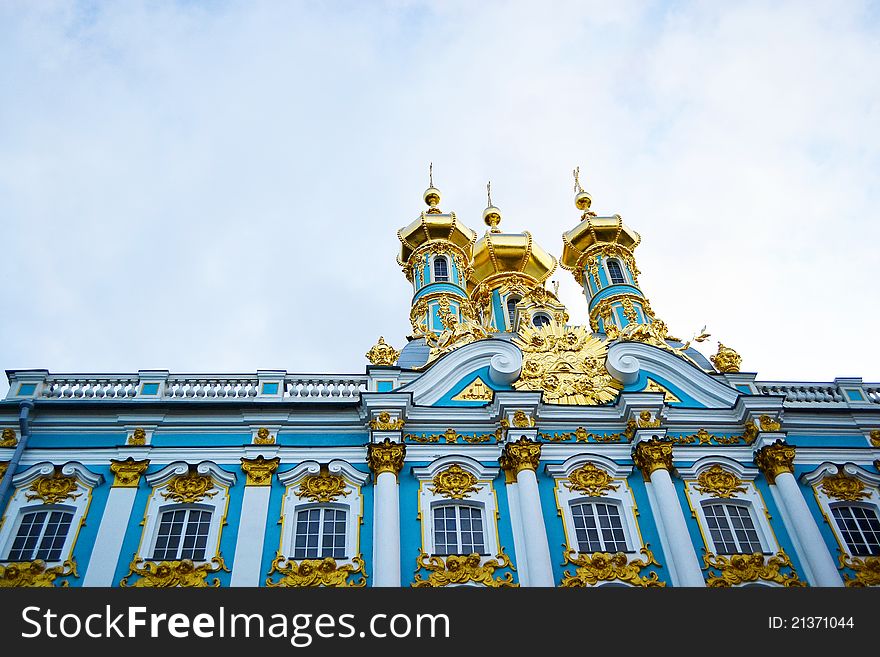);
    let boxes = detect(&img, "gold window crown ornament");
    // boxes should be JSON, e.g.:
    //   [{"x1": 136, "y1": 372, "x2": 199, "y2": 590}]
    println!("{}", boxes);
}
[
  {"x1": 429, "y1": 464, "x2": 482, "y2": 500},
  {"x1": 25, "y1": 469, "x2": 82, "y2": 504},
  {"x1": 818, "y1": 471, "x2": 870, "y2": 501},
  {"x1": 564, "y1": 462, "x2": 619, "y2": 497},
  {"x1": 365, "y1": 336, "x2": 400, "y2": 366},
  {"x1": 161, "y1": 467, "x2": 217, "y2": 504},
  {"x1": 693, "y1": 465, "x2": 748, "y2": 499},
  {"x1": 296, "y1": 467, "x2": 350, "y2": 503}
]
